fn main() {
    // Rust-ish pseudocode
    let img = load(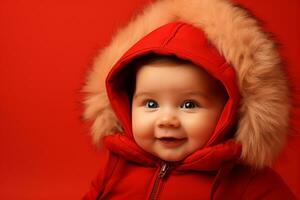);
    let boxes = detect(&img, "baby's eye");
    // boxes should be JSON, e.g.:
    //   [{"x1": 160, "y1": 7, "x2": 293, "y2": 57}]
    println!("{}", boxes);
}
[
  {"x1": 180, "y1": 100, "x2": 199, "y2": 109},
  {"x1": 145, "y1": 100, "x2": 158, "y2": 108}
]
